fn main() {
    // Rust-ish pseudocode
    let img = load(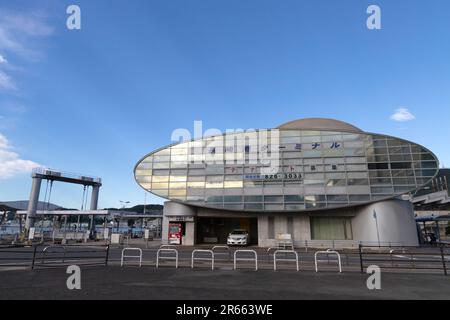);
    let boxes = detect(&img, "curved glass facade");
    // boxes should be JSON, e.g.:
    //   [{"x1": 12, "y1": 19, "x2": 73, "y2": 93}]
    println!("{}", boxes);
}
[{"x1": 134, "y1": 128, "x2": 439, "y2": 212}]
